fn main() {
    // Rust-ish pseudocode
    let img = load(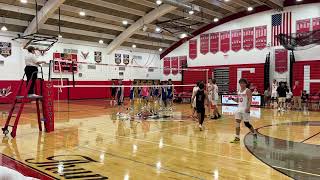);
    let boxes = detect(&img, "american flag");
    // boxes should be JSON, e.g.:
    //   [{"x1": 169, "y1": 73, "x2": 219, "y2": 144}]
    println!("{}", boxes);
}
[{"x1": 271, "y1": 12, "x2": 292, "y2": 46}]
